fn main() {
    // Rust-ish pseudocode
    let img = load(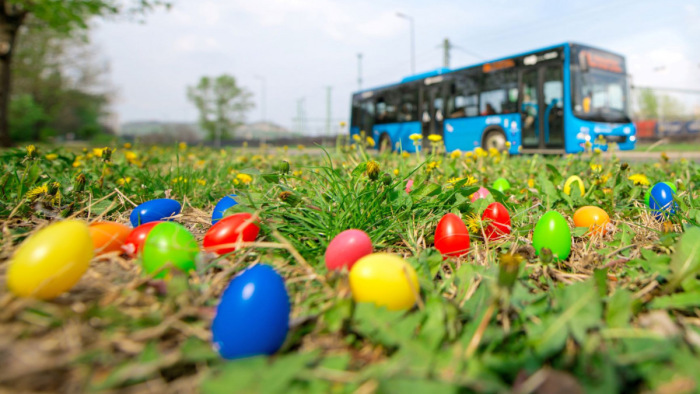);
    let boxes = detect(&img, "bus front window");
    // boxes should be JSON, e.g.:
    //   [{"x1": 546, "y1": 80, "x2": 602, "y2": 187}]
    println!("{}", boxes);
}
[{"x1": 573, "y1": 69, "x2": 630, "y2": 123}]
